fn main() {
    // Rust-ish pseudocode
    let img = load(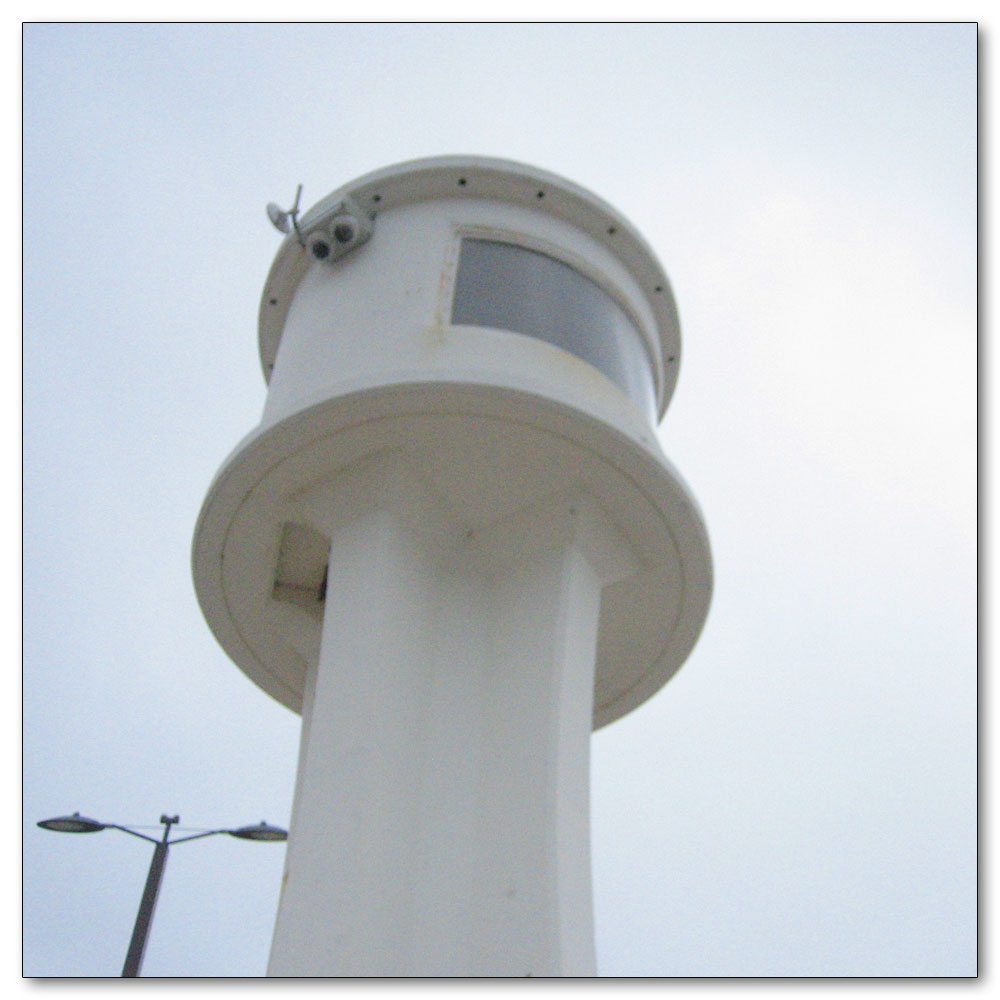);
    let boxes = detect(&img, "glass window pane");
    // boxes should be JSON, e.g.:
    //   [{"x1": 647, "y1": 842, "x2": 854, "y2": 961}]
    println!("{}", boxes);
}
[{"x1": 451, "y1": 238, "x2": 656, "y2": 419}]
